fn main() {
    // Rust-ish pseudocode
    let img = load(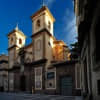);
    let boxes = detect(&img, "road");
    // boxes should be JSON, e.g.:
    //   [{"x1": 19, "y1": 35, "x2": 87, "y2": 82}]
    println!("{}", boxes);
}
[{"x1": 0, "y1": 92, "x2": 83, "y2": 100}]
